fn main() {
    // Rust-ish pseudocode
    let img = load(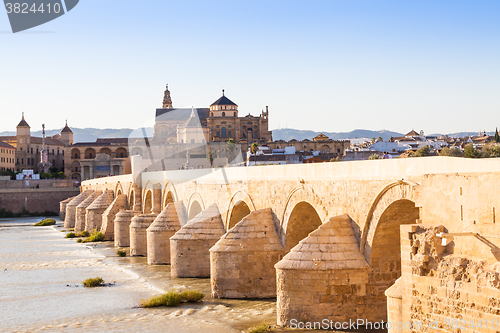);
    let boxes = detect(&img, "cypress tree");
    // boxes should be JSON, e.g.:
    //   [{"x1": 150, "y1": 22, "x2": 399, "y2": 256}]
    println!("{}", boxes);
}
[{"x1": 495, "y1": 128, "x2": 499, "y2": 143}]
